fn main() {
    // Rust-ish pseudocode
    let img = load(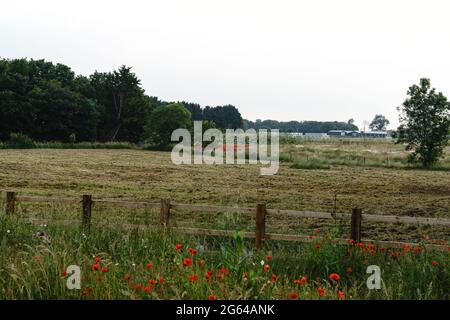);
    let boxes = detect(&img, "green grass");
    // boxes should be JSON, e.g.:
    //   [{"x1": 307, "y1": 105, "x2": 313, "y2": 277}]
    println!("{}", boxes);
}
[
  {"x1": 34, "y1": 141, "x2": 137, "y2": 149},
  {"x1": 0, "y1": 213, "x2": 448, "y2": 300}
]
